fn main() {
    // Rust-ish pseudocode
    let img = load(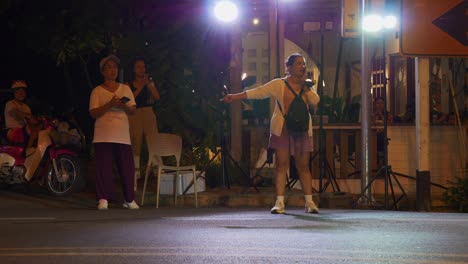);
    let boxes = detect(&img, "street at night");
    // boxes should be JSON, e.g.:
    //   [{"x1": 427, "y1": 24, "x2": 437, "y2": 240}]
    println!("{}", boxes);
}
[
  {"x1": 0, "y1": 190, "x2": 467, "y2": 264},
  {"x1": 0, "y1": 0, "x2": 467, "y2": 263}
]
